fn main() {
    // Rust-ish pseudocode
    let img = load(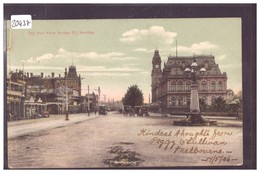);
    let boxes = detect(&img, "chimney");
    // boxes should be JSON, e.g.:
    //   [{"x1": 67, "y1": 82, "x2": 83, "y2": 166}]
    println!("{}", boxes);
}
[
  {"x1": 51, "y1": 72, "x2": 54, "y2": 78},
  {"x1": 59, "y1": 74, "x2": 61, "y2": 78},
  {"x1": 27, "y1": 72, "x2": 29, "y2": 78},
  {"x1": 30, "y1": 73, "x2": 33, "y2": 77},
  {"x1": 41, "y1": 73, "x2": 44, "y2": 78}
]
